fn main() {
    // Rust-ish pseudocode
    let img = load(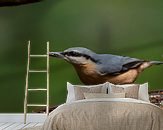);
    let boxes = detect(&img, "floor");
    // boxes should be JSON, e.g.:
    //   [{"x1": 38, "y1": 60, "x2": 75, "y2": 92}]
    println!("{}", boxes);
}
[
  {"x1": 0, "y1": 122, "x2": 43, "y2": 130},
  {"x1": 0, "y1": 113, "x2": 47, "y2": 130}
]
